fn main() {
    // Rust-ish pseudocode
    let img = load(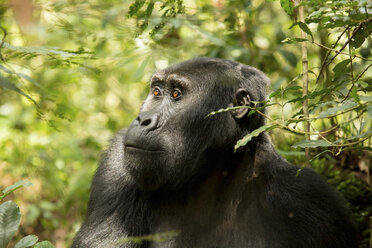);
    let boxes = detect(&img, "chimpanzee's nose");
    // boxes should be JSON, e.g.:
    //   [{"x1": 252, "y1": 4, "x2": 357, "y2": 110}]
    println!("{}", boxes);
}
[{"x1": 135, "y1": 112, "x2": 159, "y2": 131}]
